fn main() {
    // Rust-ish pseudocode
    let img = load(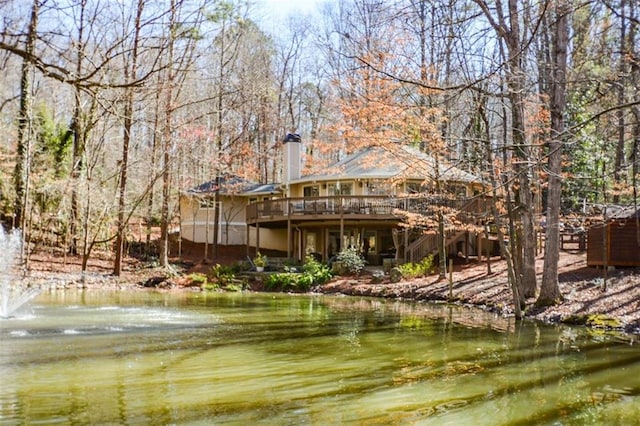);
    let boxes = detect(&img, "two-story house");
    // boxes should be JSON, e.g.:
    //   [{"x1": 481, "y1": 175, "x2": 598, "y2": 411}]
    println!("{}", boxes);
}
[{"x1": 180, "y1": 134, "x2": 490, "y2": 265}]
